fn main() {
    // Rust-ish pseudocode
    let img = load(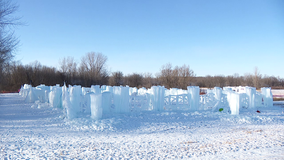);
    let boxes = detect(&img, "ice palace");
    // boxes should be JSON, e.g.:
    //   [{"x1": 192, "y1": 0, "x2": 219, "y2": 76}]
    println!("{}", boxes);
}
[{"x1": 20, "y1": 84, "x2": 273, "y2": 120}]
